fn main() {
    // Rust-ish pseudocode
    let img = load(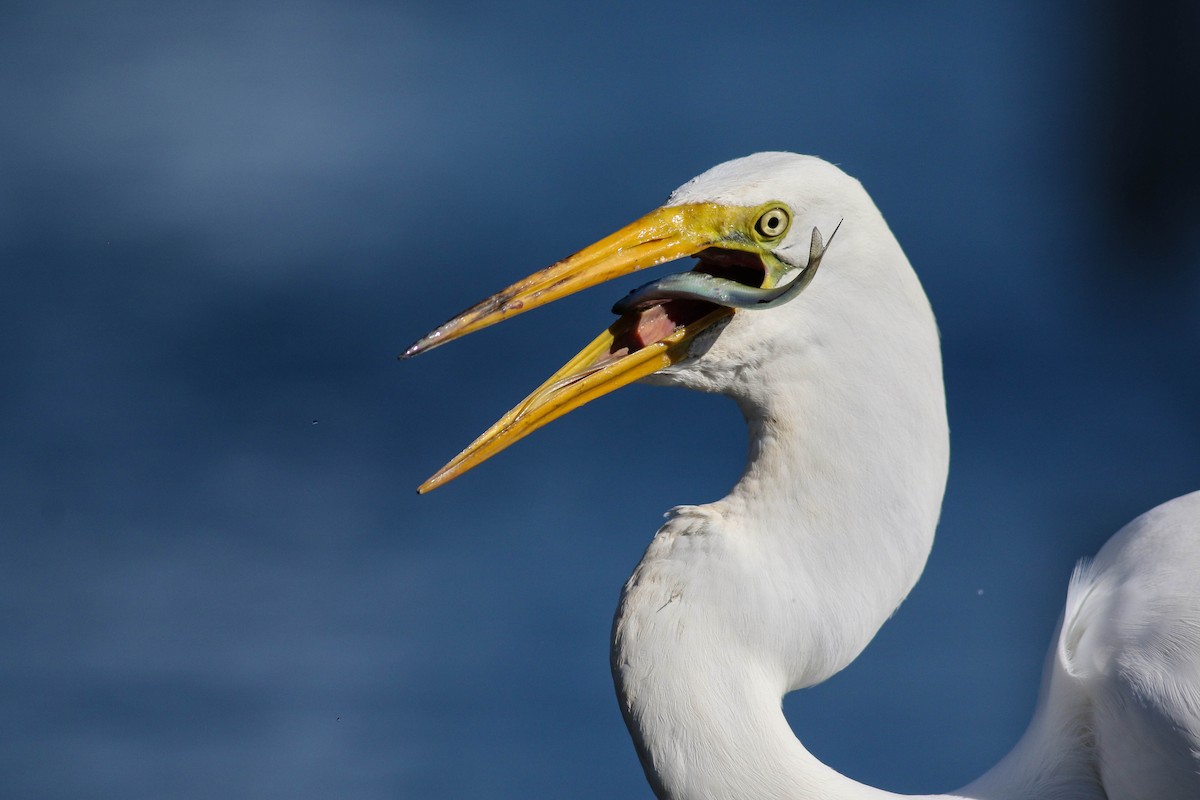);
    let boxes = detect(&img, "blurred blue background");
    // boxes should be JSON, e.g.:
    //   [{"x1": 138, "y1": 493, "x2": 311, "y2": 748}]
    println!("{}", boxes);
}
[{"x1": 3, "y1": 2, "x2": 1198, "y2": 798}]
